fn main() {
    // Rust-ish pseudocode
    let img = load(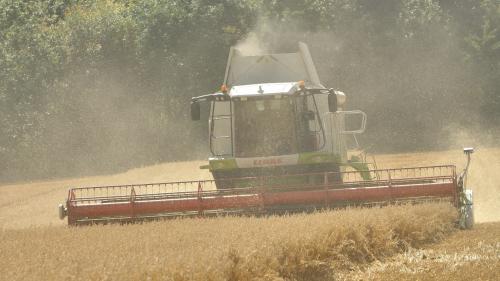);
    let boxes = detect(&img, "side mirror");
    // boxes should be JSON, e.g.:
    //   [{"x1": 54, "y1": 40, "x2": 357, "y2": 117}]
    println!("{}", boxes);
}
[
  {"x1": 328, "y1": 92, "x2": 338, "y2": 113},
  {"x1": 190, "y1": 101, "x2": 200, "y2": 121}
]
